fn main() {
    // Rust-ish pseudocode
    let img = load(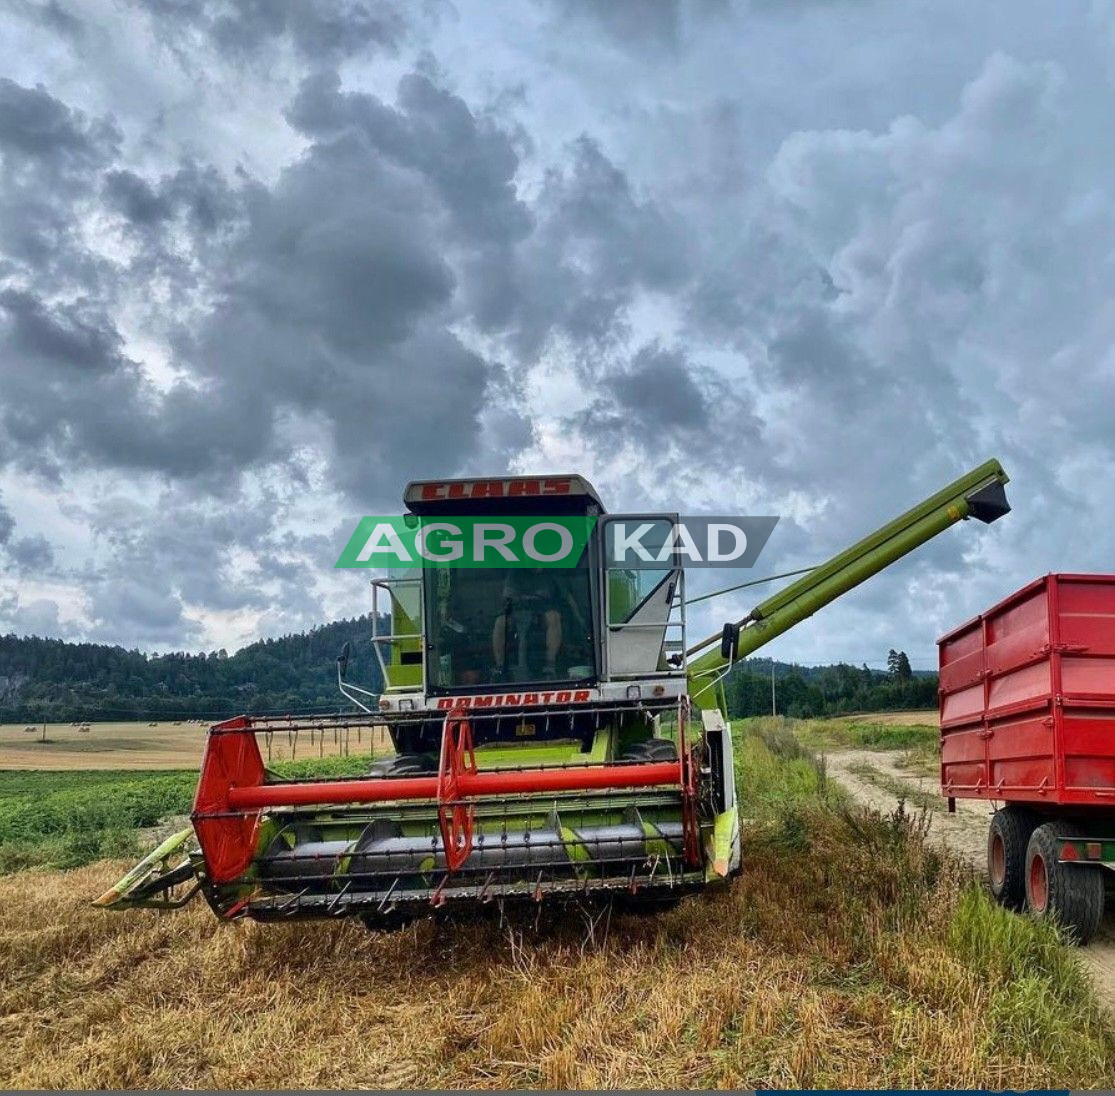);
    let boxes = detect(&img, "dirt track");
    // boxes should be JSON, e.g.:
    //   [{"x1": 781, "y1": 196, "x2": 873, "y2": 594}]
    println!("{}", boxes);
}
[{"x1": 825, "y1": 748, "x2": 1115, "y2": 1014}]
